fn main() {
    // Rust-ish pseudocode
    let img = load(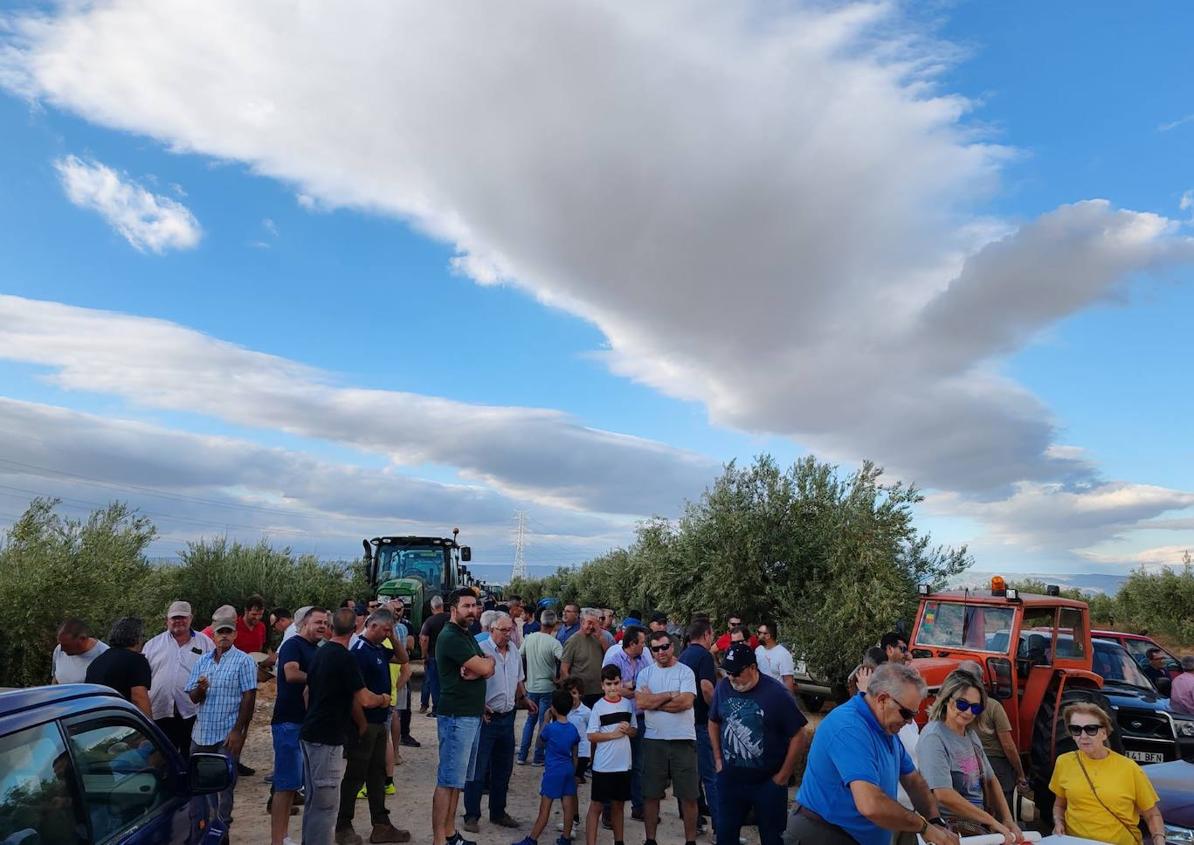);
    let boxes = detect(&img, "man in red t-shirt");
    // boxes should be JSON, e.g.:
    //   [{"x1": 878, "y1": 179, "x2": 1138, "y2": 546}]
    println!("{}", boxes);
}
[
  {"x1": 711, "y1": 615, "x2": 758, "y2": 657},
  {"x1": 202, "y1": 596, "x2": 268, "y2": 654}
]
